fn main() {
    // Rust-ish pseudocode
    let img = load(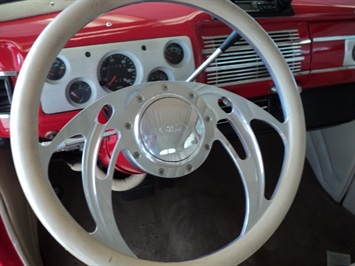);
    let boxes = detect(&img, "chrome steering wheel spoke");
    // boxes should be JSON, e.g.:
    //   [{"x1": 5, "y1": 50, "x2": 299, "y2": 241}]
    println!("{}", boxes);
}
[
  {"x1": 196, "y1": 86, "x2": 289, "y2": 234},
  {"x1": 38, "y1": 86, "x2": 142, "y2": 256},
  {"x1": 82, "y1": 122, "x2": 135, "y2": 256}
]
